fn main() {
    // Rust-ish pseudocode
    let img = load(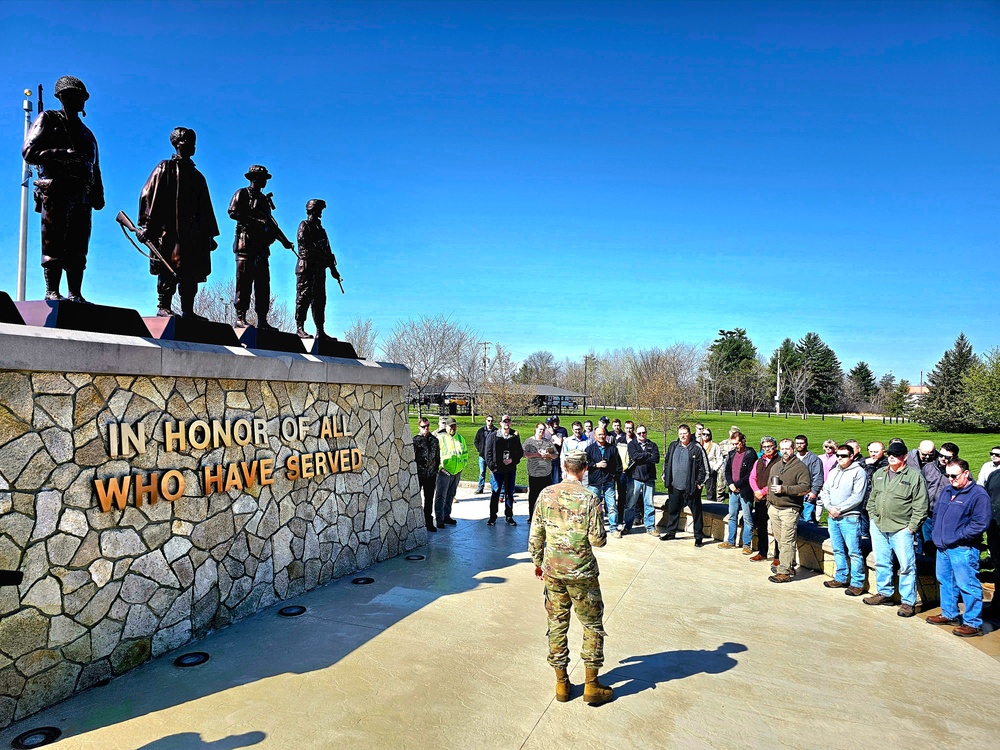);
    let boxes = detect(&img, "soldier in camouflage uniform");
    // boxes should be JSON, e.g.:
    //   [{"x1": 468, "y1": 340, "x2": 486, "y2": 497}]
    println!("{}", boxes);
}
[
  {"x1": 528, "y1": 449, "x2": 614, "y2": 705},
  {"x1": 294, "y1": 199, "x2": 341, "y2": 339}
]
